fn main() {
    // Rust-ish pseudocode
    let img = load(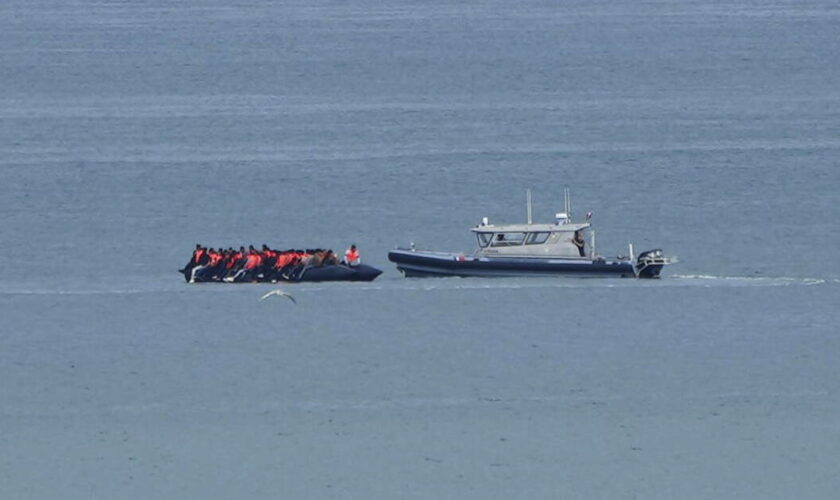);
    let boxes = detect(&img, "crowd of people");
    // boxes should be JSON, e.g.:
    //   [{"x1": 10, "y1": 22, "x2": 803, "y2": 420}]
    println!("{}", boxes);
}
[{"x1": 180, "y1": 244, "x2": 361, "y2": 283}]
